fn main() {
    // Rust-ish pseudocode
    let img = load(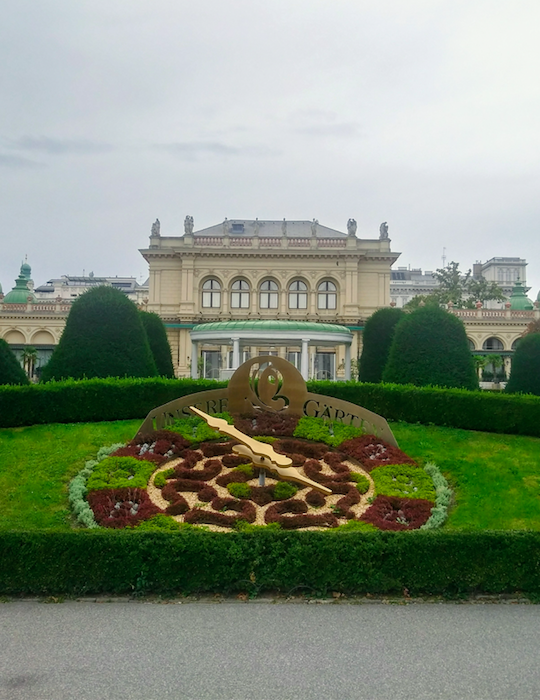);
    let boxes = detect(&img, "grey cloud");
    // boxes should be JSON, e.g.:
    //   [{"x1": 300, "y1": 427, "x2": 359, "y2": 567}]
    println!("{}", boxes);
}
[
  {"x1": 0, "y1": 153, "x2": 43, "y2": 168},
  {"x1": 293, "y1": 123, "x2": 360, "y2": 138},
  {"x1": 153, "y1": 141, "x2": 275, "y2": 159},
  {"x1": 10, "y1": 136, "x2": 113, "y2": 155}
]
